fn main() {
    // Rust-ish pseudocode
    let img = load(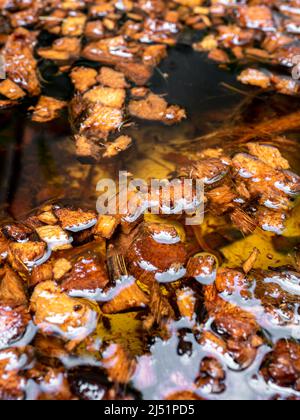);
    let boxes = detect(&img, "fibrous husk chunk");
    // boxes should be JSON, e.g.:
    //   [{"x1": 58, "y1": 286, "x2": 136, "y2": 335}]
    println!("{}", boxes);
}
[
  {"x1": 206, "y1": 184, "x2": 237, "y2": 214},
  {"x1": 0, "y1": 265, "x2": 27, "y2": 307},
  {"x1": 94, "y1": 215, "x2": 119, "y2": 240},
  {"x1": 39, "y1": 8, "x2": 67, "y2": 34},
  {"x1": 142, "y1": 44, "x2": 167, "y2": 66},
  {"x1": 89, "y1": 3, "x2": 115, "y2": 18},
  {"x1": 54, "y1": 208, "x2": 97, "y2": 231},
  {"x1": 239, "y1": 67, "x2": 300, "y2": 96},
  {"x1": 84, "y1": 20, "x2": 105, "y2": 40},
  {"x1": 128, "y1": 92, "x2": 186, "y2": 125},
  {"x1": 101, "y1": 282, "x2": 149, "y2": 314},
  {"x1": 9, "y1": 7, "x2": 41, "y2": 29},
  {"x1": 83, "y1": 86, "x2": 126, "y2": 109},
  {"x1": 242, "y1": 248, "x2": 260, "y2": 274},
  {"x1": 33, "y1": 334, "x2": 67, "y2": 360},
  {"x1": 214, "y1": 268, "x2": 249, "y2": 297},
  {"x1": 79, "y1": 103, "x2": 123, "y2": 137},
  {"x1": 260, "y1": 340, "x2": 300, "y2": 391},
  {"x1": 0, "y1": 99, "x2": 18, "y2": 109},
  {"x1": 102, "y1": 343, "x2": 136, "y2": 384},
  {"x1": 176, "y1": 287, "x2": 196, "y2": 320},
  {"x1": 27, "y1": 362, "x2": 74, "y2": 400},
  {"x1": 237, "y1": 5, "x2": 275, "y2": 31},
  {"x1": 30, "y1": 96, "x2": 67, "y2": 123},
  {"x1": 35, "y1": 225, "x2": 72, "y2": 251},
  {"x1": 53, "y1": 258, "x2": 72, "y2": 281},
  {"x1": 82, "y1": 36, "x2": 133, "y2": 66},
  {"x1": 255, "y1": 207, "x2": 286, "y2": 235},
  {"x1": 2, "y1": 223, "x2": 33, "y2": 242},
  {"x1": 60, "y1": 251, "x2": 109, "y2": 293},
  {"x1": 246, "y1": 143, "x2": 290, "y2": 170},
  {"x1": 70, "y1": 67, "x2": 98, "y2": 93},
  {"x1": 61, "y1": 15, "x2": 87, "y2": 37},
  {"x1": 193, "y1": 34, "x2": 218, "y2": 52},
  {"x1": 2, "y1": 28, "x2": 40, "y2": 96},
  {"x1": 195, "y1": 357, "x2": 226, "y2": 394},
  {"x1": 238, "y1": 68, "x2": 271, "y2": 89},
  {"x1": 97, "y1": 67, "x2": 128, "y2": 89},
  {"x1": 0, "y1": 305, "x2": 31, "y2": 349},
  {"x1": 115, "y1": 62, "x2": 153, "y2": 86},
  {"x1": 31, "y1": 262, "x2": 53, "y2": 287},
  {"x1": 124, "y1": 222, "x2": 188, "y2": 284},
  {"x1": 230, "y1": 208, "x2": 257, "y2": 235},
  {"x1": 143, "y1": 281, "x2": 175, "y2": 330},
  {"x1": 37, "y1": 37, "x2": 81, "y2": 63},
  {"x1": 208, "y1": 49, "x2": 230, "y2": 64},
  {"x1": 67, "y1": 365, "x2": 114, "y2": 400},
  {"x1": 0, "y1": 347, "x2": 34, "y2": 400},
  {"x1": 0, "y1": 79, "x2": 26, "y2": 100},
  {"x1": 69, "y1": 82, "x2": 126, "y2": 152},
  {"x1": 9, "y1": 241, "x2": 47, "y2": 269},
  {"x1": 232, "y1": 153, "x2": 300, "y2": 210},
  {"x1": 103, "y1": 135, "x2": 132, "y2": 159},
  {"x1": 217, "y1": 24, "x2": 255, "y2": 48},
  {"x1": 37, "y1": 211, "x2": 58, "y2": 226},
  {"x1": 204, "y1": 269, "x2": 263, "y2": 369},
  {"x1": 30, "y1": 281, "x2": 97, "y2": 341},
  {"x1": 130, "y1": 87, "x2": 150, "y2": 99},
  {"x1": 271, "y1": 74, "x2": 300, "y2": 96},
  {"x1": 187, "y1": 254, "x2": 217, "y2": 283},
  {"x1": 74, "y1": 135, "x2": 103, "y2": 163},
  {"x1": 180, "y1": 158, "x2": 229, "y2": 185},
  {"x1": 250, "y1": 269, "x2": 300, "y2": 332}
]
